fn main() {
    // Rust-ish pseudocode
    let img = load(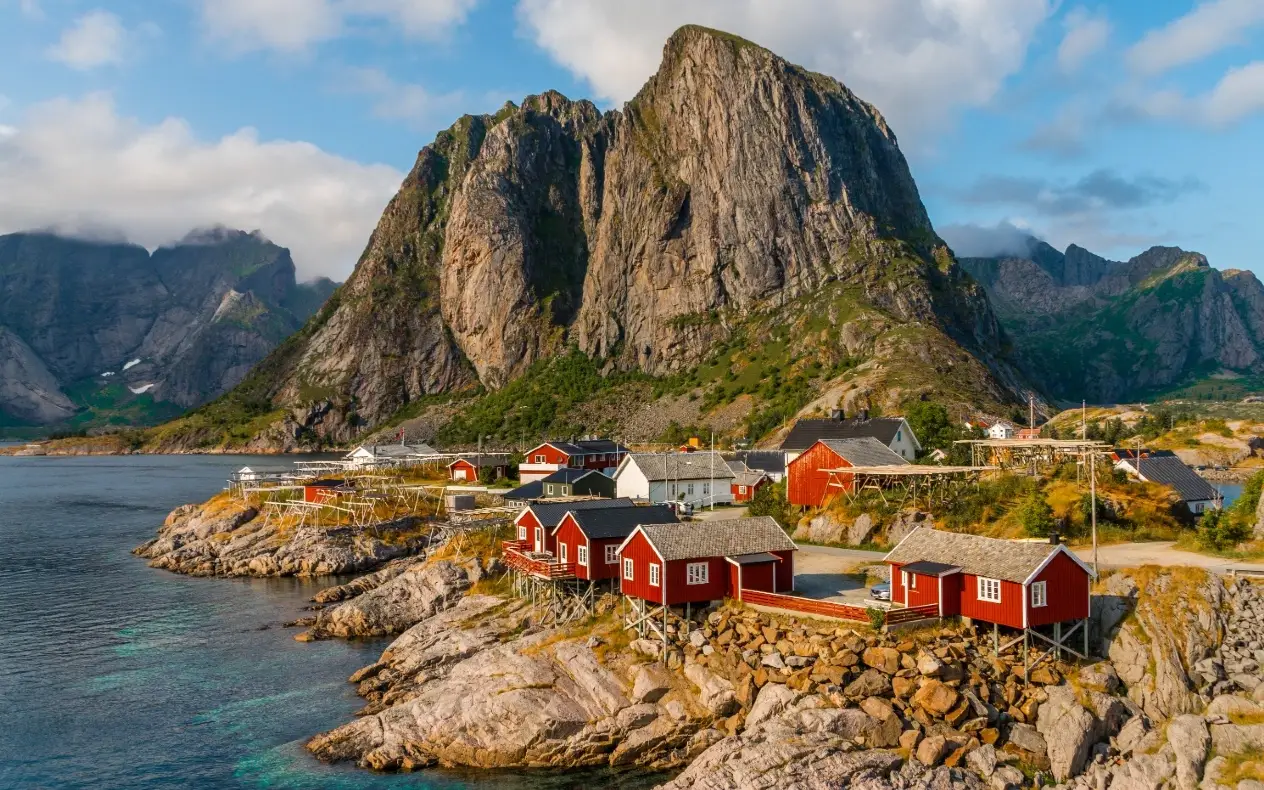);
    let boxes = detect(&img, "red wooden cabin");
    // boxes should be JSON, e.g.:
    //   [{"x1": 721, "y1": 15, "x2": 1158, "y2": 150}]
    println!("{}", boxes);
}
[
  {"x1": 448, "y1": 457, "x2": 508, "y2": 481},
  {"x1": 884, "y1": 527, "x2": 1093, "y2": 627},
  {"x1": 518, "y1": 439, "x2": 631, "y2": 483},
  {"x1": 728, "y1": 462, "x2": 769, "y2": 504},
  {"x1": 512, "y1": 498, "x2": 635, "y2": 555},
  {"x1": 787, "y1": 437, "x2": 907, "y2": 508},
  {"x1": 303, "y1": 480, "x2": 344, "y2": 503},
  {"x1": 616, "y1": 517, "x2": 797, "y2": 606},
  {"x1": 552, "y1": 505, "x2": 678, "y2": 581}
]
